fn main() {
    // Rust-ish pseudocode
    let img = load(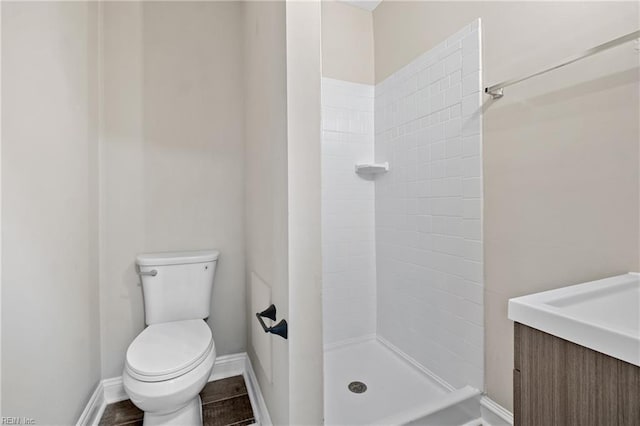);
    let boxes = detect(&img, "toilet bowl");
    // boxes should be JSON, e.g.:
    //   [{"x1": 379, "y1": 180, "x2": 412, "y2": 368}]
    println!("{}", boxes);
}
[
  {"x1": 123, "y1": 319, "x2": 216, "y2": 425},
  {"x1": 123, "y1": 250, "x2": 220, "y2": 426}
]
